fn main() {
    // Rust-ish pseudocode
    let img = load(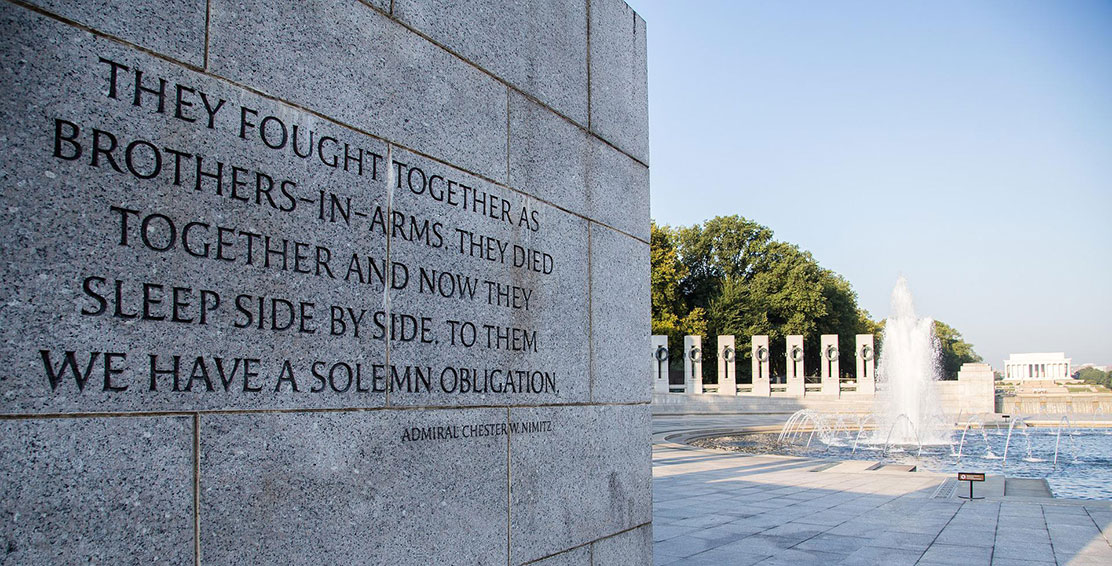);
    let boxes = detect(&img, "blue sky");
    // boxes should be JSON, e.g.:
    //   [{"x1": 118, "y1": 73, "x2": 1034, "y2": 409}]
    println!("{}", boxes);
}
[{"x1": 626, "y1": 0, "x2": 1111, "y2": 368}]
